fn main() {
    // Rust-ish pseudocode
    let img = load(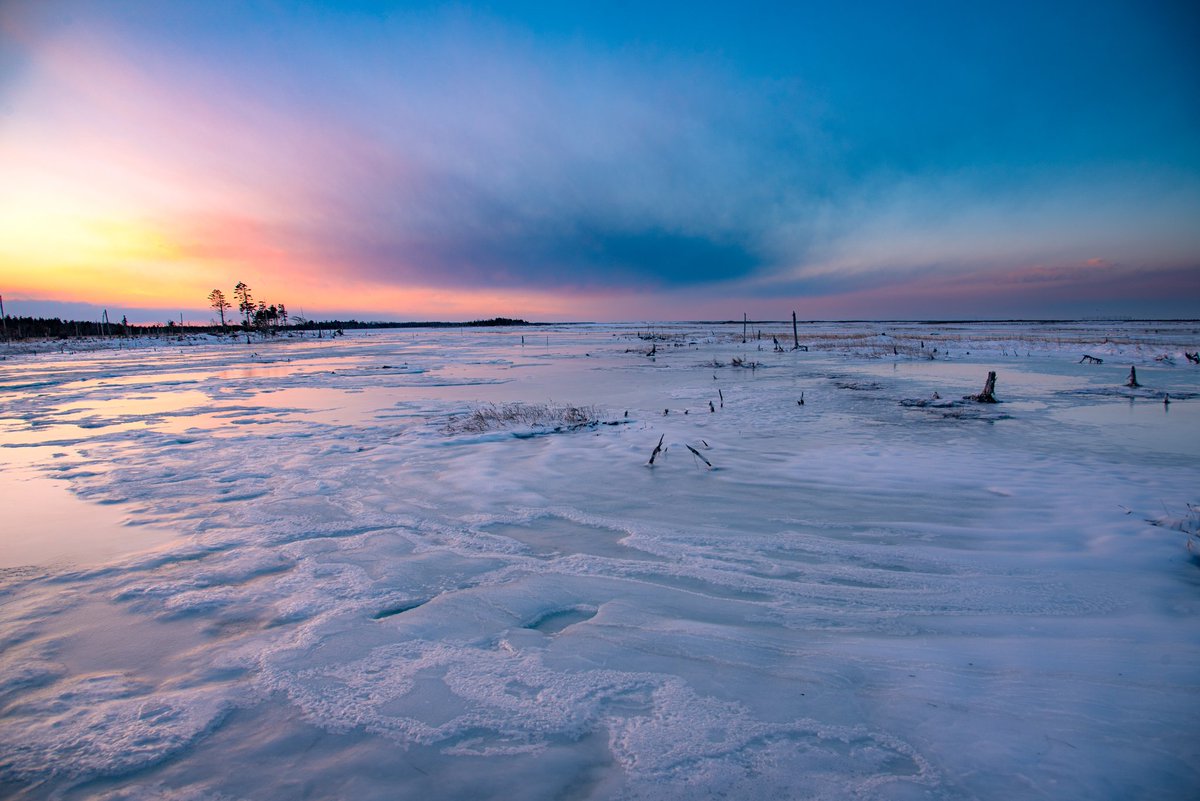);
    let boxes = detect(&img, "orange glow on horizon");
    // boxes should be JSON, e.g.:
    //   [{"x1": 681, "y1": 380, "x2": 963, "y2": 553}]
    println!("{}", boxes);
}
[{"x1": 0, "y1": 195, "x2": 577, "y2": 321}]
